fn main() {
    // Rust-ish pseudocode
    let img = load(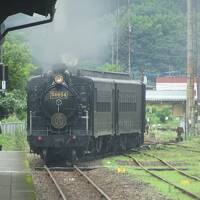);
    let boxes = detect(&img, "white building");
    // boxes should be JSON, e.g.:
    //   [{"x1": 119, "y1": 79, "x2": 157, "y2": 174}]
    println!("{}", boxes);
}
[
  {"x1": 156, "y1": 77, "x2": 197, "y2": 96},
  {"x1": 146, "y1": 76, "x2": 197, "y2": 117}
]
